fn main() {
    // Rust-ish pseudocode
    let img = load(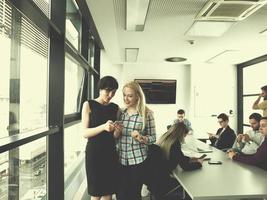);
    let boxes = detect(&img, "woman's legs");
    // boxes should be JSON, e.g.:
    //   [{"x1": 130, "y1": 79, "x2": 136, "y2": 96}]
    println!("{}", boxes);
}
[
  {"x1": 90, "y1": 196, "x2": 101, "y2": 200},
  {"x1": 101, "y1": 195, "x2": 112, "y2": 200},
  {"x1": 116, "y1": 163, "x2": 144, "y2": 200},
  {"x1": 91, "y1": 195, "x2": 112, "y2": 200}
]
